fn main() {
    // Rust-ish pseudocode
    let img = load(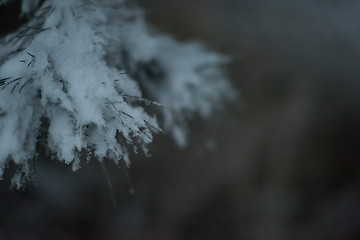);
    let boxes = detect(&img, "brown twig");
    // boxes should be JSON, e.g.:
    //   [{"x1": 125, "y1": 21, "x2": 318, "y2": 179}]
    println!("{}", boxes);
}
[
  {"x1": 101, "y1": 161, "x2": 117, "y2": 208},
  {"x1": 119, "y1": 161, "x2": 135, "y2": 194}
]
